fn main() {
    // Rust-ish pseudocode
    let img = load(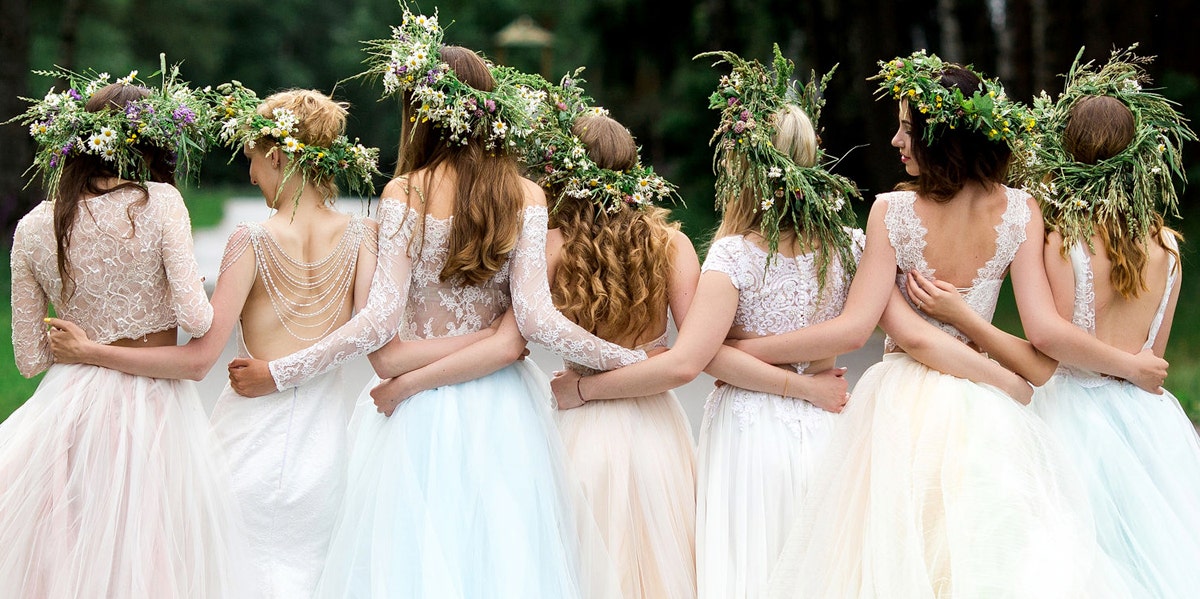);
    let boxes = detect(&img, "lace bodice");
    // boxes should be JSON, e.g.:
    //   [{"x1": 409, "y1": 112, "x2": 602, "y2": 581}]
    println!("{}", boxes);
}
[
  {"x1": 9, "y1": 183, "x2": 212, "y2": 377},
  {"x1": 1056, "y1": 234, "x2": 1179, "y2": 386},
  {"x1": 701, "y1": 229, "x2": 866, "y2": 373},
  {"x1": 267, "y1": 197, "x2": 646, "y2": 390},
  {"x1": 883, "y1": 187, "x2": 1031, "y2": 351}
]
